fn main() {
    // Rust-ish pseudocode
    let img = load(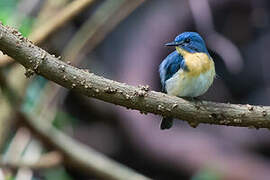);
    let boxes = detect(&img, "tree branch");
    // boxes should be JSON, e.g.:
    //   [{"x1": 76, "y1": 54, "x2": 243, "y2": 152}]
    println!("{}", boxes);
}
[
  {"x1": 0, "y1": 57, "x2": 150, "y2": 180},
  {"x1": 16, "y1": 112, "x2": 149, "y2": 180},
  {"x1": 29, "y1": 0, "x2": 96, "y2": 45},
  {"x1": 0, "y1": 0, "x2": 97, "y2": 66},
  {"x1": 0, "y1": 151, "x2": 63, "y2": 170},
  {"x1": 0, "y1": 23, "x2": 269, "y2": 129},
  {"x1": 62, "y1": 0, "x2": 146, "y2": 62}
]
